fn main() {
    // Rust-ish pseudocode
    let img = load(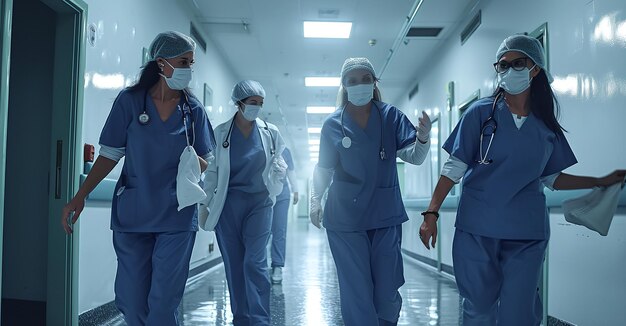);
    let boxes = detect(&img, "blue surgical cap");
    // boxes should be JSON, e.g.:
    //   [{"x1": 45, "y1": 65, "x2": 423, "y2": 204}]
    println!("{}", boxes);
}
[
  {"x1": 231, "y1": 80, "x2": 266, "y2": 103},
  {"x1": 496, "y1": 34, "x2": 553, "y2": 83},
  {"x1": 341, "y1": 57, "x2": 376, "y2": 85},
  {"x1": 149, "y1": 31, "x2": 196, "y2": 61}
]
